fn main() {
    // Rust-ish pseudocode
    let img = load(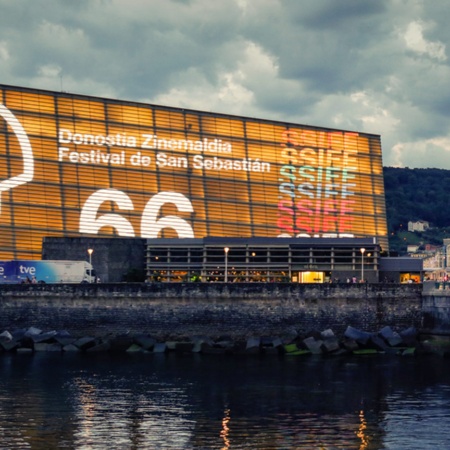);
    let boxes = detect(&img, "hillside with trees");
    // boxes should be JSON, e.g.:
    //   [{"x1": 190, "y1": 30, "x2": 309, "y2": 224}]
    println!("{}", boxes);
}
[{"x1": 383, "y1": 167, "x2": 450, "y2": 254}]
